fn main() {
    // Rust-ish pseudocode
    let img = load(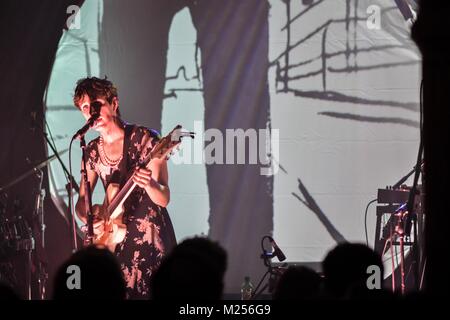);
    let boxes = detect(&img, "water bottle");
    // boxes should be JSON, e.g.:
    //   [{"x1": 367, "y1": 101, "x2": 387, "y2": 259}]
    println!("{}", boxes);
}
[{"x1": 240, "y1": 276, "x2": 254, "y2": 300}]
